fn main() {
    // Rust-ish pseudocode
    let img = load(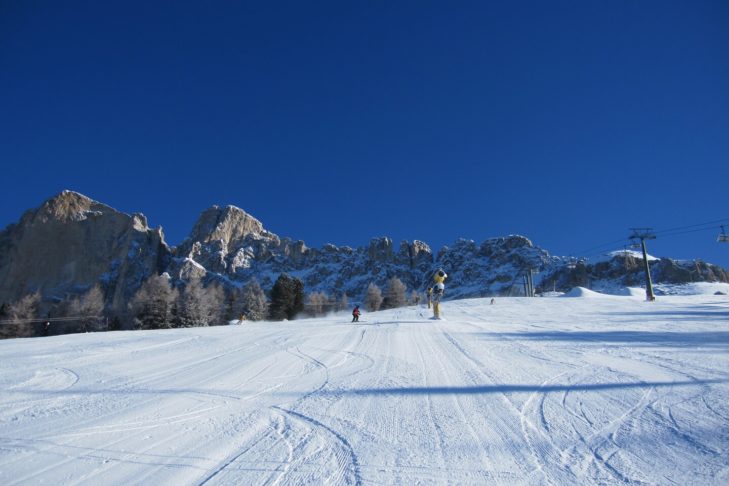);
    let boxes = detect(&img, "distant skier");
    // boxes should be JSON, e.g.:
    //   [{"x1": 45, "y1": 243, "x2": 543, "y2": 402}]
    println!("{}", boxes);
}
[
  {"x1": 427, "y1": 287, "x2": 433, "y2": 309},
  {"x1": 352, "y1": 305, "x2": 361, "y2": 322},
  {"x1": 432, "y1": 270, "x2": 447, "y2": 319}
]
